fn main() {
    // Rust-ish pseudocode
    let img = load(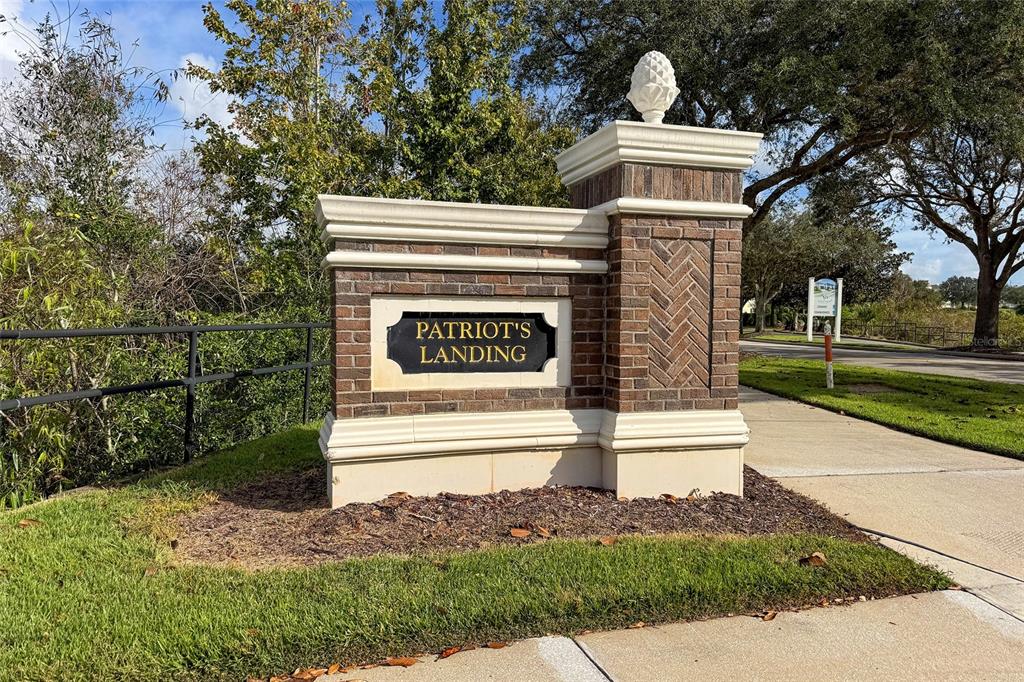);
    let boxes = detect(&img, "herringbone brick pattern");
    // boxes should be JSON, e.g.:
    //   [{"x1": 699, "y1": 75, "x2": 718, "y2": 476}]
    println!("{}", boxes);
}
[{"x1": 650, "y1": 238, "x2": 711, "y2": 389}]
